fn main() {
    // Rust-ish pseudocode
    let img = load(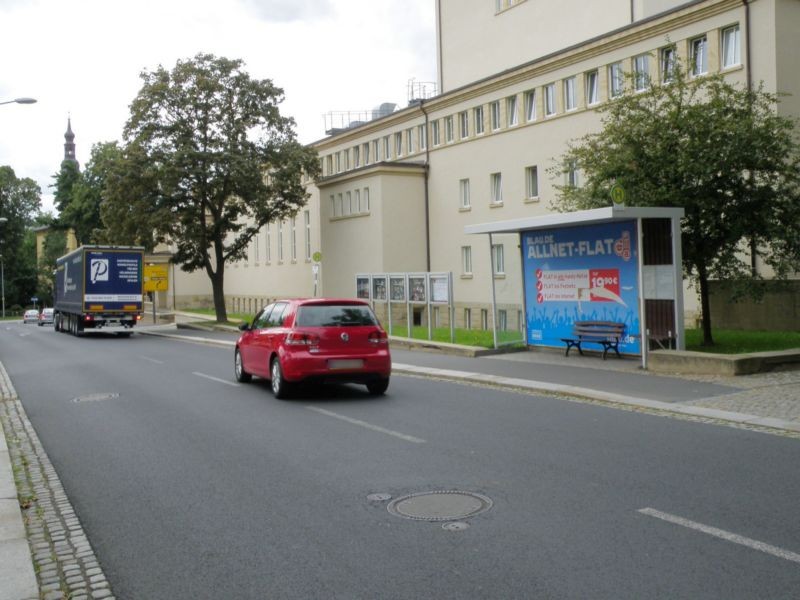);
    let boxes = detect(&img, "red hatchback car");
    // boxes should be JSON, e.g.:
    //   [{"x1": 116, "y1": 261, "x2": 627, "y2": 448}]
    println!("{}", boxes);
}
[{"x1": 234, "y1": 298, "x2": 391, "y2": 397}]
